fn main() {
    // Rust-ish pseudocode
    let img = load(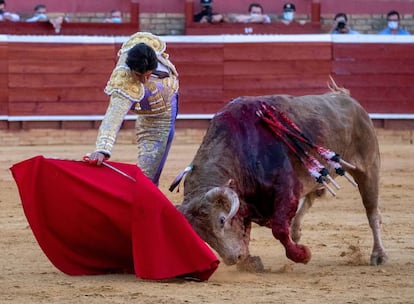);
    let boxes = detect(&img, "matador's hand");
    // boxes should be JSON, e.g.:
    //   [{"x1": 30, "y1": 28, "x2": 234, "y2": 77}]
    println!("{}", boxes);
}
[{"x1": 83, "y1": 152, "x2": 107, "y2": 166}]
